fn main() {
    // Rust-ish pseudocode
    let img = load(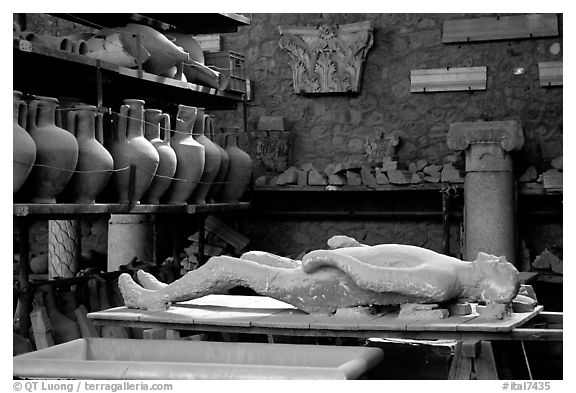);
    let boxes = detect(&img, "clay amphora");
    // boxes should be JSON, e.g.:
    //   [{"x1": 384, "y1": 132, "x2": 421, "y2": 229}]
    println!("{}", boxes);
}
[
  {"x1": 164, "y1": 32, "x2": 204, "y2": 63},
  {"x1": 39, "y1": 286, "x2": 81, "y2": 345},
  {"x1": 206, "y1": 116, "x2": 230, "y2": 203},
  {"x1": 218, "y1": 128, "x2": 253, "y2": 202},
  {"x1": 142, "y1": 109, "x2": 177, "y2": 204},
  {"x1": 13, "y1": 333, "x2": 33, "y2": 356},
  {"x1": 13, "y1": 91, "x2": 36, "y2": 194},
  {"x1": 64, "y1": 106, "x2": 114, "y2": 204},
  {"x1": 189, "y1": 110, "x2": 221, "y2": 204},
  {"x1": 109, "y1": 99, "x2": 159, "y2": 204},
  {"x1": 114, "y1": 24, "x2": 189, "y2": 75},
  {"x1": 21, "y1": 31, "x2": 72, "y2": 52},
  {"x1": 163, "y1": 105, "x2": 205, "y2": 205},
  {"x1": 21, "y1": 96, "x2": 78, "y2": 203}
]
